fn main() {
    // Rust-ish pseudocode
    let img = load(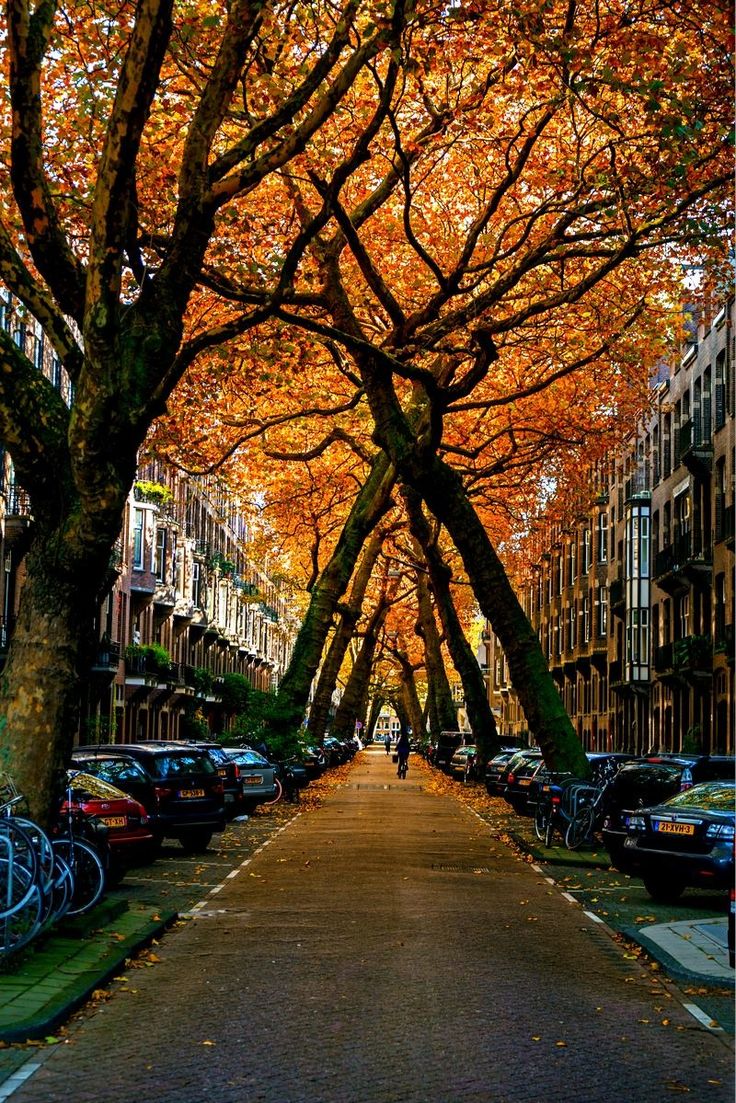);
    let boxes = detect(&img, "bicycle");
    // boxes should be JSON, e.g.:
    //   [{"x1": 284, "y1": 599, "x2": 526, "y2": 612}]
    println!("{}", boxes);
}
[
  {"x1": 51, "y1": 771, "x2": 107, "y2": 917},
  {"x1": 564, "y1": 776, "x2": 615, "y2": 850}
]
